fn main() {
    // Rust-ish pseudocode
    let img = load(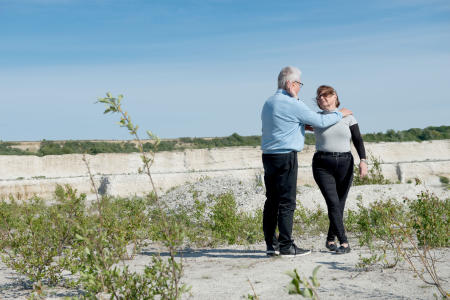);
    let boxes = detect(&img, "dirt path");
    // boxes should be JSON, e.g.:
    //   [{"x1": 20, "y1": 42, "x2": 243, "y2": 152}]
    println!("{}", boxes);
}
[
  {"x1": 174, "y1": 237, "x2": 450, "y2": 300},
  {"x1": 1, "y1": 236, "x2": 449, "y2": 299}
]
